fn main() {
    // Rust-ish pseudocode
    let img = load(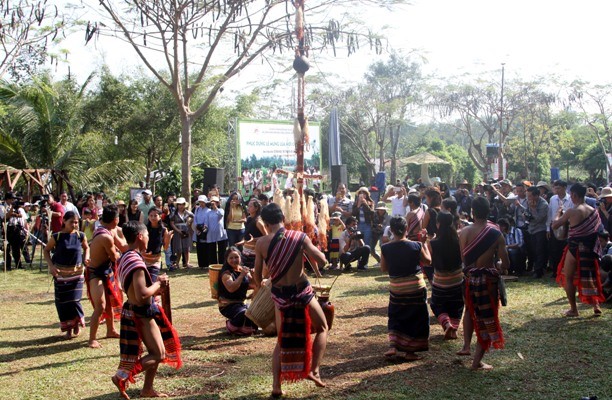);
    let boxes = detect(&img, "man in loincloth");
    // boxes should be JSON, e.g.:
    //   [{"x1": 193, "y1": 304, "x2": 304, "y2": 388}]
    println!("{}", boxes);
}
[
  {"x1": 254, "y1": 203, "x2": 328, "y2": 398},
  {"x1": 87, "y1": 205, "x2": 128, "y2": 348},
  {"x1": 551, "y1": 183, "x2": 605, "y2": 317},
  {"x1": 457, "y1": 197, "x2": 509, "y2": 370},
  {"x1": 112, "y1": 221, "x2": 181, "y2": 400}
]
